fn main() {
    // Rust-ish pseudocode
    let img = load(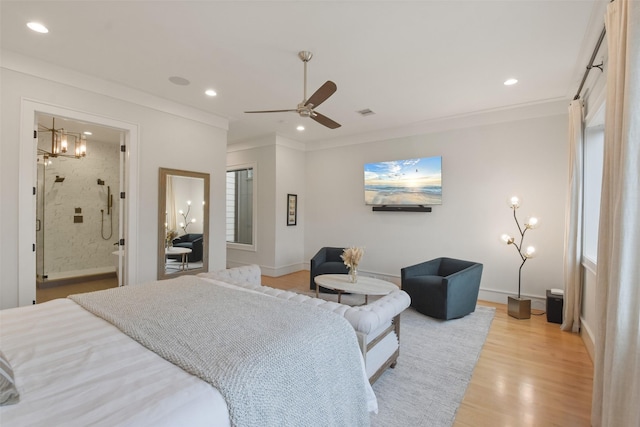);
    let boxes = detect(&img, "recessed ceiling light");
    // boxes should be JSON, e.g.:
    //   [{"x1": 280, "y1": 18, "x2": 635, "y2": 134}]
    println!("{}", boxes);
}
[
  {"x1": 83, "y1": 131, "x2": 92, "y2": 136},
  {"x1": 296, "y1": 125, "x2": 305, "y2": 131},
  {"x1": 27, "y1": 22, "x2": 49, "y2": 34},
  {"x1": 504, "y1": 78, "x2": 518, "y2": 86},
  {"x1": 169, "y1": 76, "x2": 190, "y2": 86},
  {"x1": 205, "y1": 89, "x2": 217, "y2": 97}
]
